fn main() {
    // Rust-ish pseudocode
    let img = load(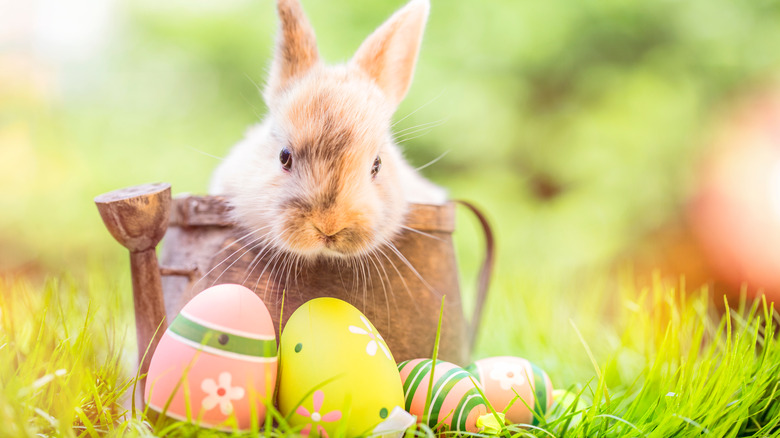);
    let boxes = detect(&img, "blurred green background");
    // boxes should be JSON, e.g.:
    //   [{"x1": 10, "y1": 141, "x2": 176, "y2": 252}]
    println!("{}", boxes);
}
[{"x1": 2, "y1": 0, "x2": 780, "y2": 292}]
